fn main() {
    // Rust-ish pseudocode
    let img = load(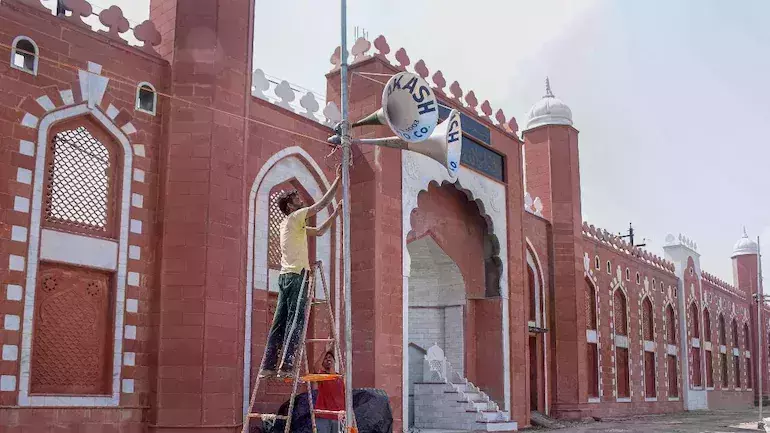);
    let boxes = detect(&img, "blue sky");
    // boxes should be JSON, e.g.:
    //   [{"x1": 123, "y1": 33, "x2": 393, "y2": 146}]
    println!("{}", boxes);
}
[{"x1": 85, "y1": 0, "x2": 770, "y2": 285}]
